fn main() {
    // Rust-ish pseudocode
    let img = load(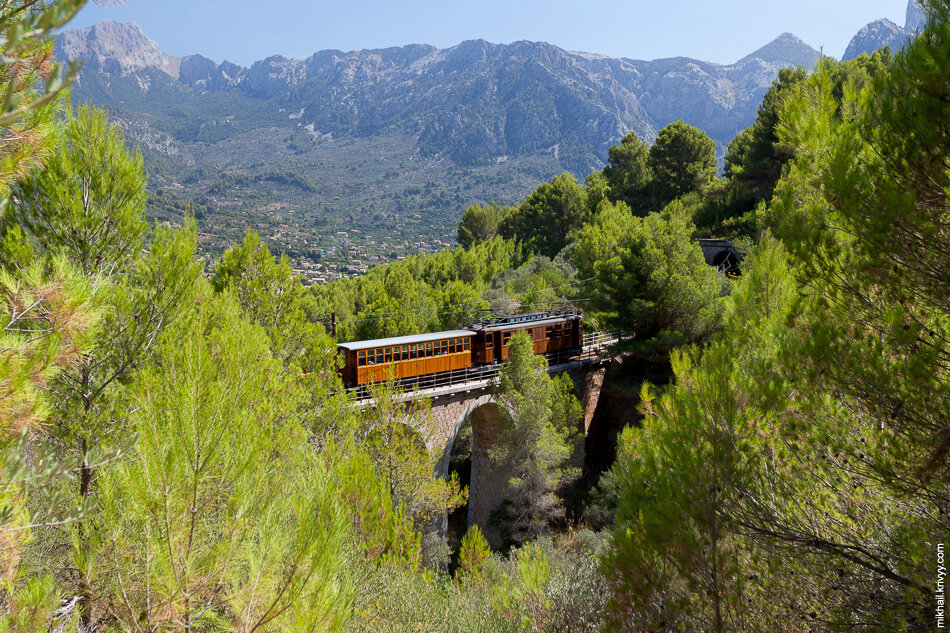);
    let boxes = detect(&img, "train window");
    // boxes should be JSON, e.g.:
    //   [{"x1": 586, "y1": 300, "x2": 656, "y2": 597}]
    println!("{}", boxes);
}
[
  {"x1": 442, "y1": 341, "x2": 449, "y2": 354},
  {"x1": 383, "y1": 348, "x2": 391, "y2": 363},
  {"x1": 464, "y1": 338, "x2": 470, "y2": 351},
  {"x1": 401, "y1": 345, "x2": 409, "y2": 360},
  {"x1": 358, "y1": 351, "x2": 366, "y2": 366},
  {"x1": 375, "y1": 349, "x2": 383, "y2": 364},
  {"x1": 485, "y1": 337, "x2": 493, "y2": 348},
  {"x1": 545, "y1": 326, "x2": 553, "y2": 338},
  {"x1": 456, "y1": 338, "x2": 463, "y2": 351},
  {"x1": 426, "y1": 342, "x2": 433, "y2": 356},
  {"x1": 448, "y1": 340, "x2": 455, "y2": 354}
]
